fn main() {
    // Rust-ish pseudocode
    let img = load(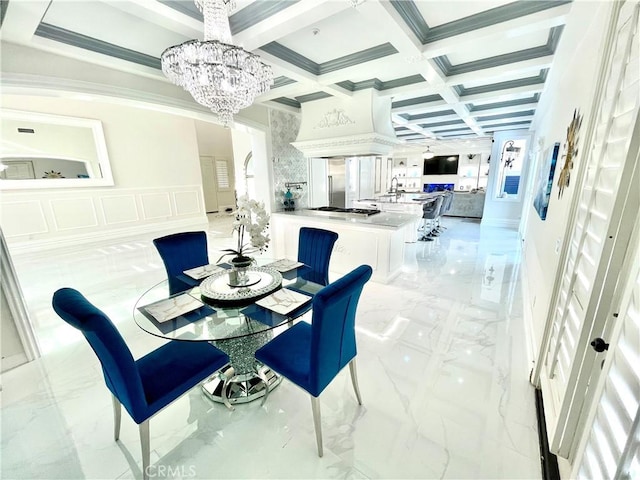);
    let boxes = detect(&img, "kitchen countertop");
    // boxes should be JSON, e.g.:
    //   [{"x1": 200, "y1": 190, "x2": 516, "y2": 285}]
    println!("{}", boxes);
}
[
  {"x1": 360, "y1": 192, "x2": 440, "y2": 205},
  {"x1": 272, "y1": 210, "x2": 418, "y2": 229}
]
